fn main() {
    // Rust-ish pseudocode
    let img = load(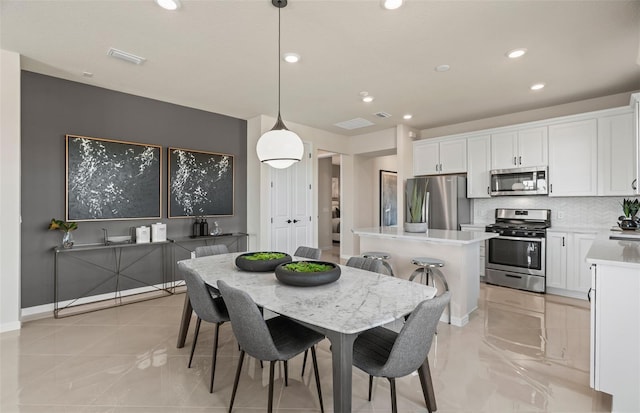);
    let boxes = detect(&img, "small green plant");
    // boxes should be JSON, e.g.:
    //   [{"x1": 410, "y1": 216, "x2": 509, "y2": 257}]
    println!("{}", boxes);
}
[
  {"x1": 243, "y1": 252, "x2": 286, "y2": 261},
  {"x1": 282, "y1": 262, "x2": 334, "y2": 273},
  {"x1": 405, "y1": 178, "x2": 427, "y2": 223},
  {"x1": 48, "y1": 218, "x2": 78, "y2": 232},
  {"x1": 621, "y1": 198, "x2": 640, "y2": 219}
]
